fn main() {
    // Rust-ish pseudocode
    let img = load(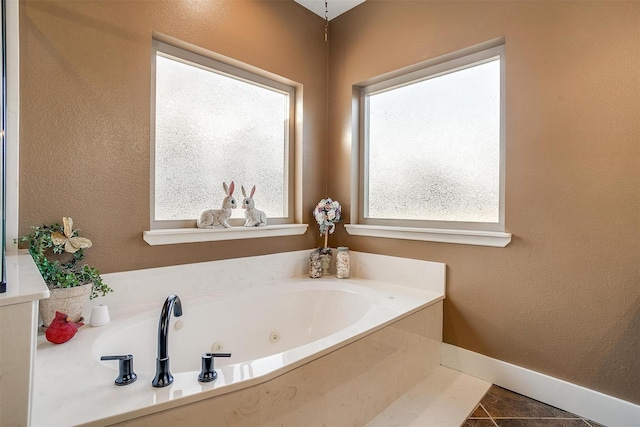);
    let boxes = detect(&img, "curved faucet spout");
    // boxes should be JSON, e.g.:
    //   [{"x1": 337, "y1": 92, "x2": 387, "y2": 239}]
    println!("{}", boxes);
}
[{"x1": 152, "y1": 294, "x2": 182, "y2": 388}]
